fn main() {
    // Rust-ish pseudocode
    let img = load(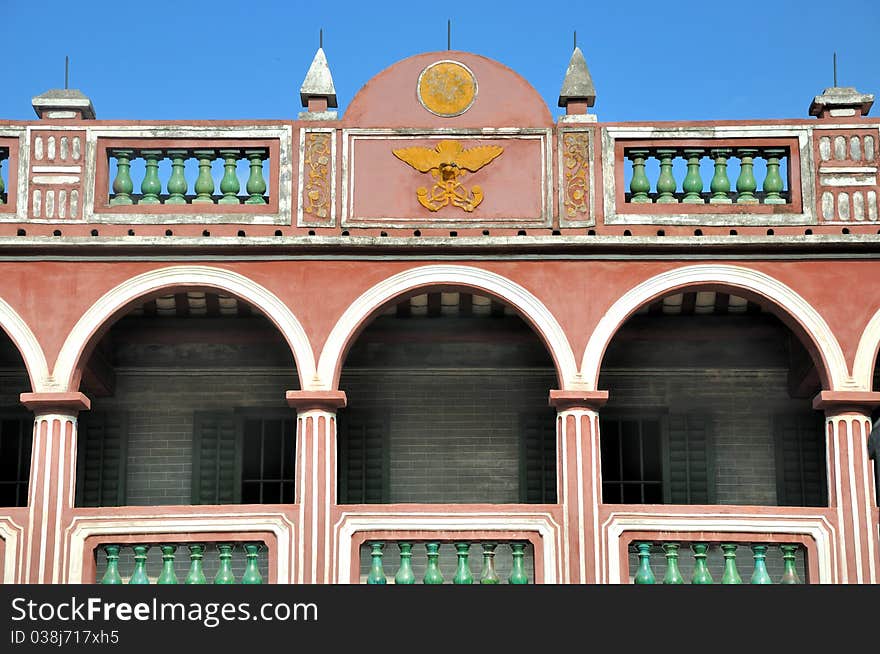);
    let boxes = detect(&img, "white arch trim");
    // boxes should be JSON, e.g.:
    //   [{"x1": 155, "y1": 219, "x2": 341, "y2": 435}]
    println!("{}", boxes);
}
[
  {"x1": 851, "y1": 309, "x2": 880, "y2": 391},
  {"x1": 317, "y1": 265, "x2": 579, "y2": 389},
  {"x1": 581, "y1": 264, "x2": 851, "y2": 391},
  {"x1": 53, "y1": 266, "x2": 316, "y2": 391},
  {"x1": 0, "y1": 298, "x2": 50, "y2": 392}
]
